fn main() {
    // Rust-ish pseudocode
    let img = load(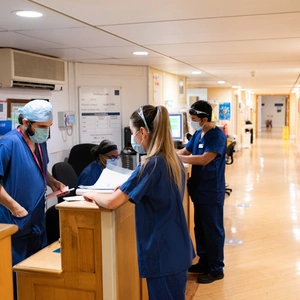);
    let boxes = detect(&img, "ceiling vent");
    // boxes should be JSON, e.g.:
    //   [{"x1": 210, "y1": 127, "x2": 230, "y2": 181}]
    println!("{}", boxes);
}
[{"x1": 0, "y1": 48, "x2": 65, "y2": 91}]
